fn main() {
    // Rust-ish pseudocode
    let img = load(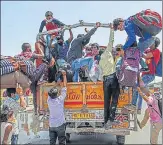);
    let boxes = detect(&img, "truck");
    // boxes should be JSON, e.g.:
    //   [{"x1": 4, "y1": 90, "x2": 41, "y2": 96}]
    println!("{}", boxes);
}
[{"x1": 36, "y1": 82, "x2": 138, "y2": 145}]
